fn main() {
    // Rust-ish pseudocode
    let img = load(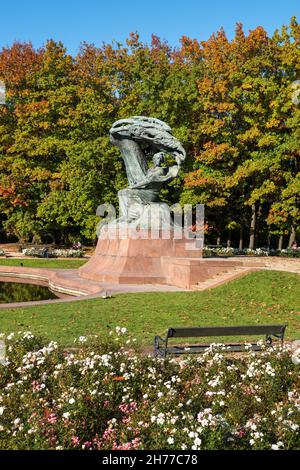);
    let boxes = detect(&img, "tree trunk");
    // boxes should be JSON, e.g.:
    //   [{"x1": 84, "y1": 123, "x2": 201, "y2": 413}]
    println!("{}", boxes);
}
[
  {"x1": 288, "y1": 225, "x2": 296, "y2": 248},
  {"x1": 249, "y1": 203, "x2": 256, "y2": 250},
  {"x1": 278, "y1": 234, "x2": 283, "y2": 251},
  {"x1": 60, "y1": 231, "x2": 67, "y2": 246},
  {"x1": 239, "y1": 225, "x2": 243, "y2": 250},
  {"x1": 216, "y1": 235, "x2": 221, "y2": 246},
  {"x1": 267, "y1": 232, "x2": 271, "y2": 250},
  {"x1": 227, "y1": 232, "x2": 231, "y2": 248},
  {"x1": 256, "y1": 204, "x2": 262, "y2": 247}
]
